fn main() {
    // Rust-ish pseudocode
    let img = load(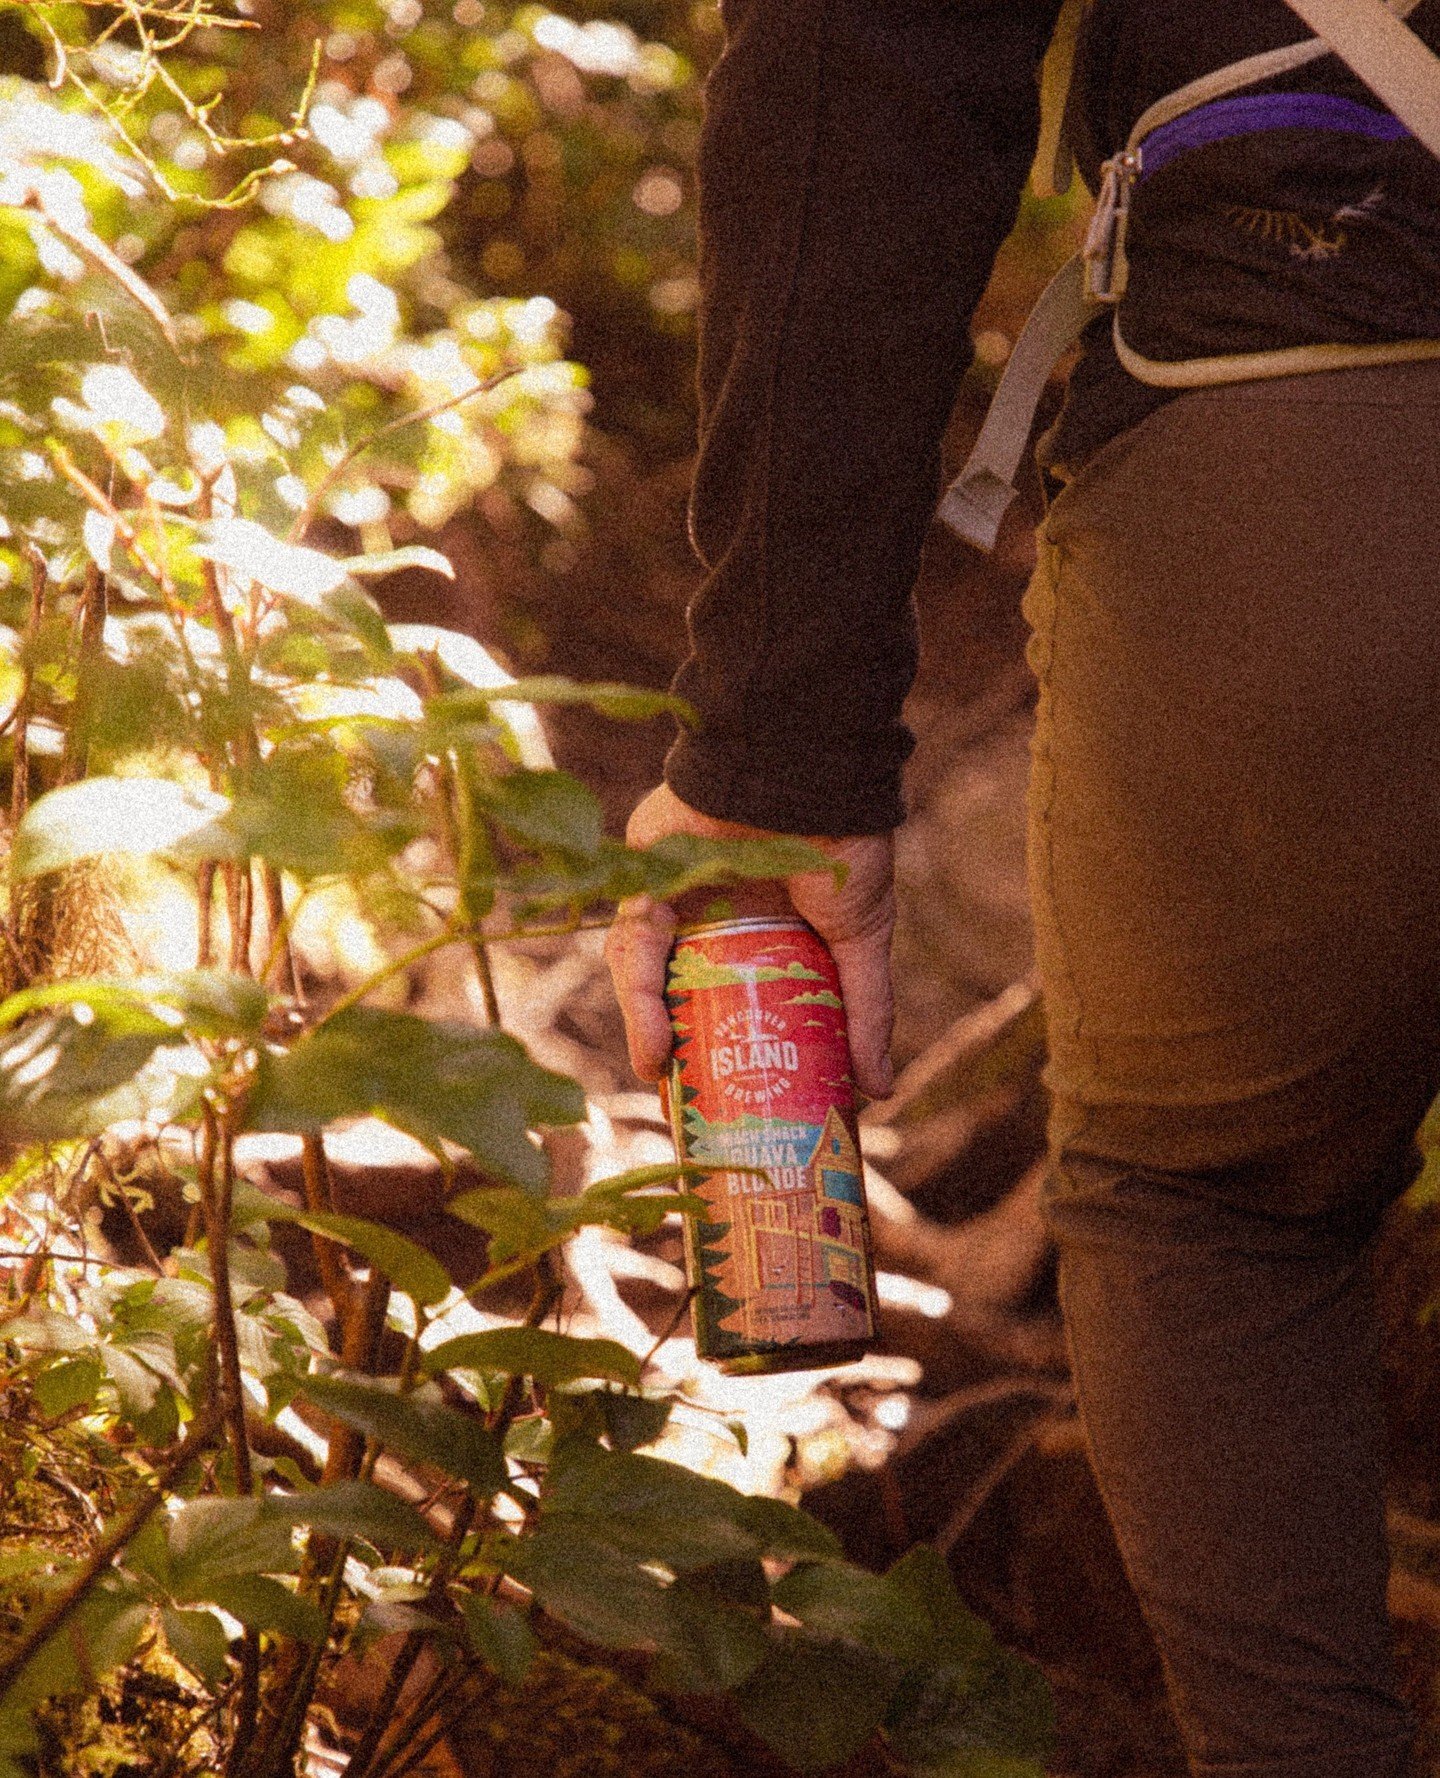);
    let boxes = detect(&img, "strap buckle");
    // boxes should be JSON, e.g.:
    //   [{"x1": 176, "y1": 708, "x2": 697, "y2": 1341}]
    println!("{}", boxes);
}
[{"x1": 1083, "y1": 149, "x2": 1143, "y2": 304}]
